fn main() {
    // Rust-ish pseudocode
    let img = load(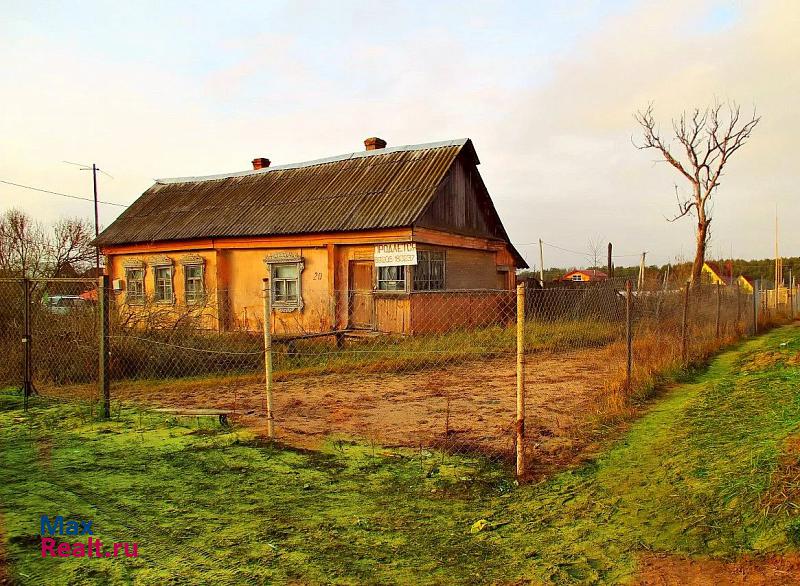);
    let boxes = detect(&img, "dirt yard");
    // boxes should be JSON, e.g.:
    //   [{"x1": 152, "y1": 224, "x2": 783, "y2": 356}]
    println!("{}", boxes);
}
[
  {"x1": 48, "y1": 344, "x2": 623, "y2": 472},
  {"x1": 635, "y1": 554, "x2": 800, "y2": 585}
]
